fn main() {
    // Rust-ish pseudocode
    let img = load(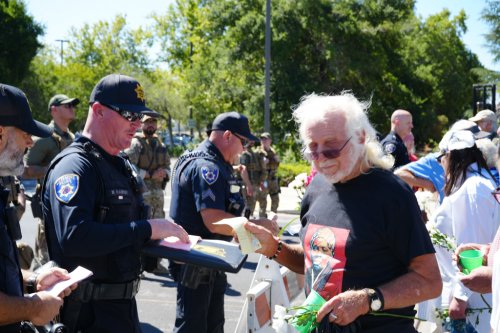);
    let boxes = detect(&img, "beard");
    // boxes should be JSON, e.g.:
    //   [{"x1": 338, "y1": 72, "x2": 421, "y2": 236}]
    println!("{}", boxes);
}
[
  {"x1": 143, "y1": 128, "x2": 156, "y2": 136},
  {"x1": 0, "y1": 133, "x2": 25, "y2": 176},
  {"x1": 320, "y1": 141, "x2": 363, "y2": 184}
]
